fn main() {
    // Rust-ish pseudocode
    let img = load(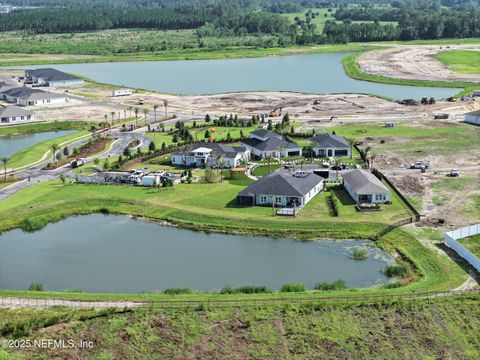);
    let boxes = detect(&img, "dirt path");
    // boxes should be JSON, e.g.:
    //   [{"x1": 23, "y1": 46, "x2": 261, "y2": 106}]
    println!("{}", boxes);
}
[
  {"x1": 358, "y1": 44, "x2": 480, "y2": 83},
  {"x1": 0, "y1": 297, "x2": 145, "y2": 309}
]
